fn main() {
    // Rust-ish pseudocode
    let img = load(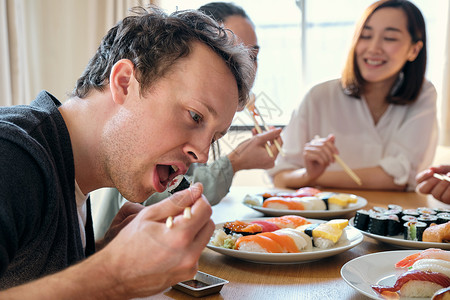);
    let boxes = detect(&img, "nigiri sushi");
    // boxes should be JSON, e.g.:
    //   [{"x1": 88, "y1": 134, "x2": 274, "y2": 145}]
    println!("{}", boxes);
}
[
  {"x1": 326, "y1": 193, "x2": 358, "y2": 210},
  {"x1": 265, "y1": 215, "x2": 310, "y2": 229},
  {"x1": 250, "y1": 220, "x2": 280, "y2": 232},
  {"x1": 235, "y1": 228, "x2": 312, "y2": 253},
  {"x1": 223, "y1": 220, "x2": 262, "y2": 236},
  {"x1": 235, "y1": 234, "x2": 284, "y2": 253},
  {"x1": 263, "y1": 196, "x2": 326, "y2": 211},
  {"x1": 372, "y1": 269, "x2": 450, "y2": 298},
  {"x1": 373, "y1": 249, "x2": 450, "y2": 298},
  {"x1": 423, "y1": 222, "x2": 450, "y2": 243},
  {"x1": 296, "y1": 219, "x2": 348, "y2": 249},
  {"x1": 395, "y1": 248, "x2": 450, "y2": 268},
  {"x1": 262, "y1": 197, "x2": 305, "y2": 210}
]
